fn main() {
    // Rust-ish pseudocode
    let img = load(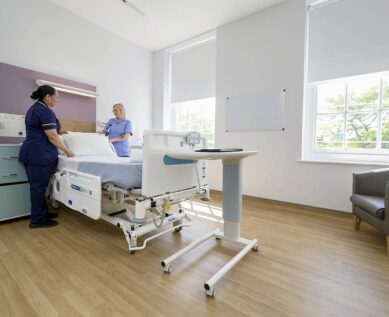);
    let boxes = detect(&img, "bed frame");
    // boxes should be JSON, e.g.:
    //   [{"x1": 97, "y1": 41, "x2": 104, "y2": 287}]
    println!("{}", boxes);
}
[{"x1": 50, "y1": 130, "x2": 210, "y2": 253}]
